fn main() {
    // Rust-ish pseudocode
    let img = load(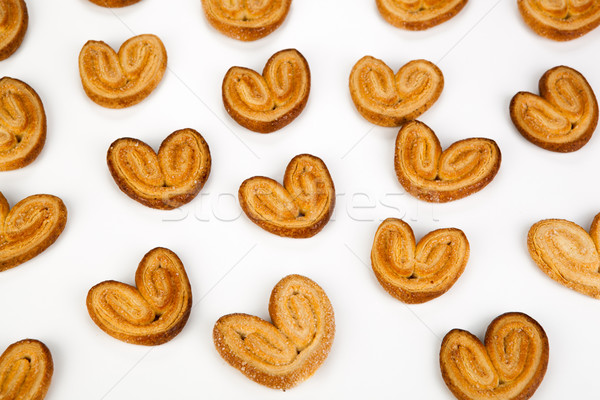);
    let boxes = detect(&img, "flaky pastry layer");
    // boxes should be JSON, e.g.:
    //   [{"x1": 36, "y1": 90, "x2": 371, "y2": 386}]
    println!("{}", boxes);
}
[
  {"x1": 0, "y1": 339, "x2": 53, "y2": 400},
  {"x1": 376, "y1": 0, "x2": 468, "y2": 30},
  {"x1": 0, "y1": 0, "x2": 27, "y2": 60}
]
